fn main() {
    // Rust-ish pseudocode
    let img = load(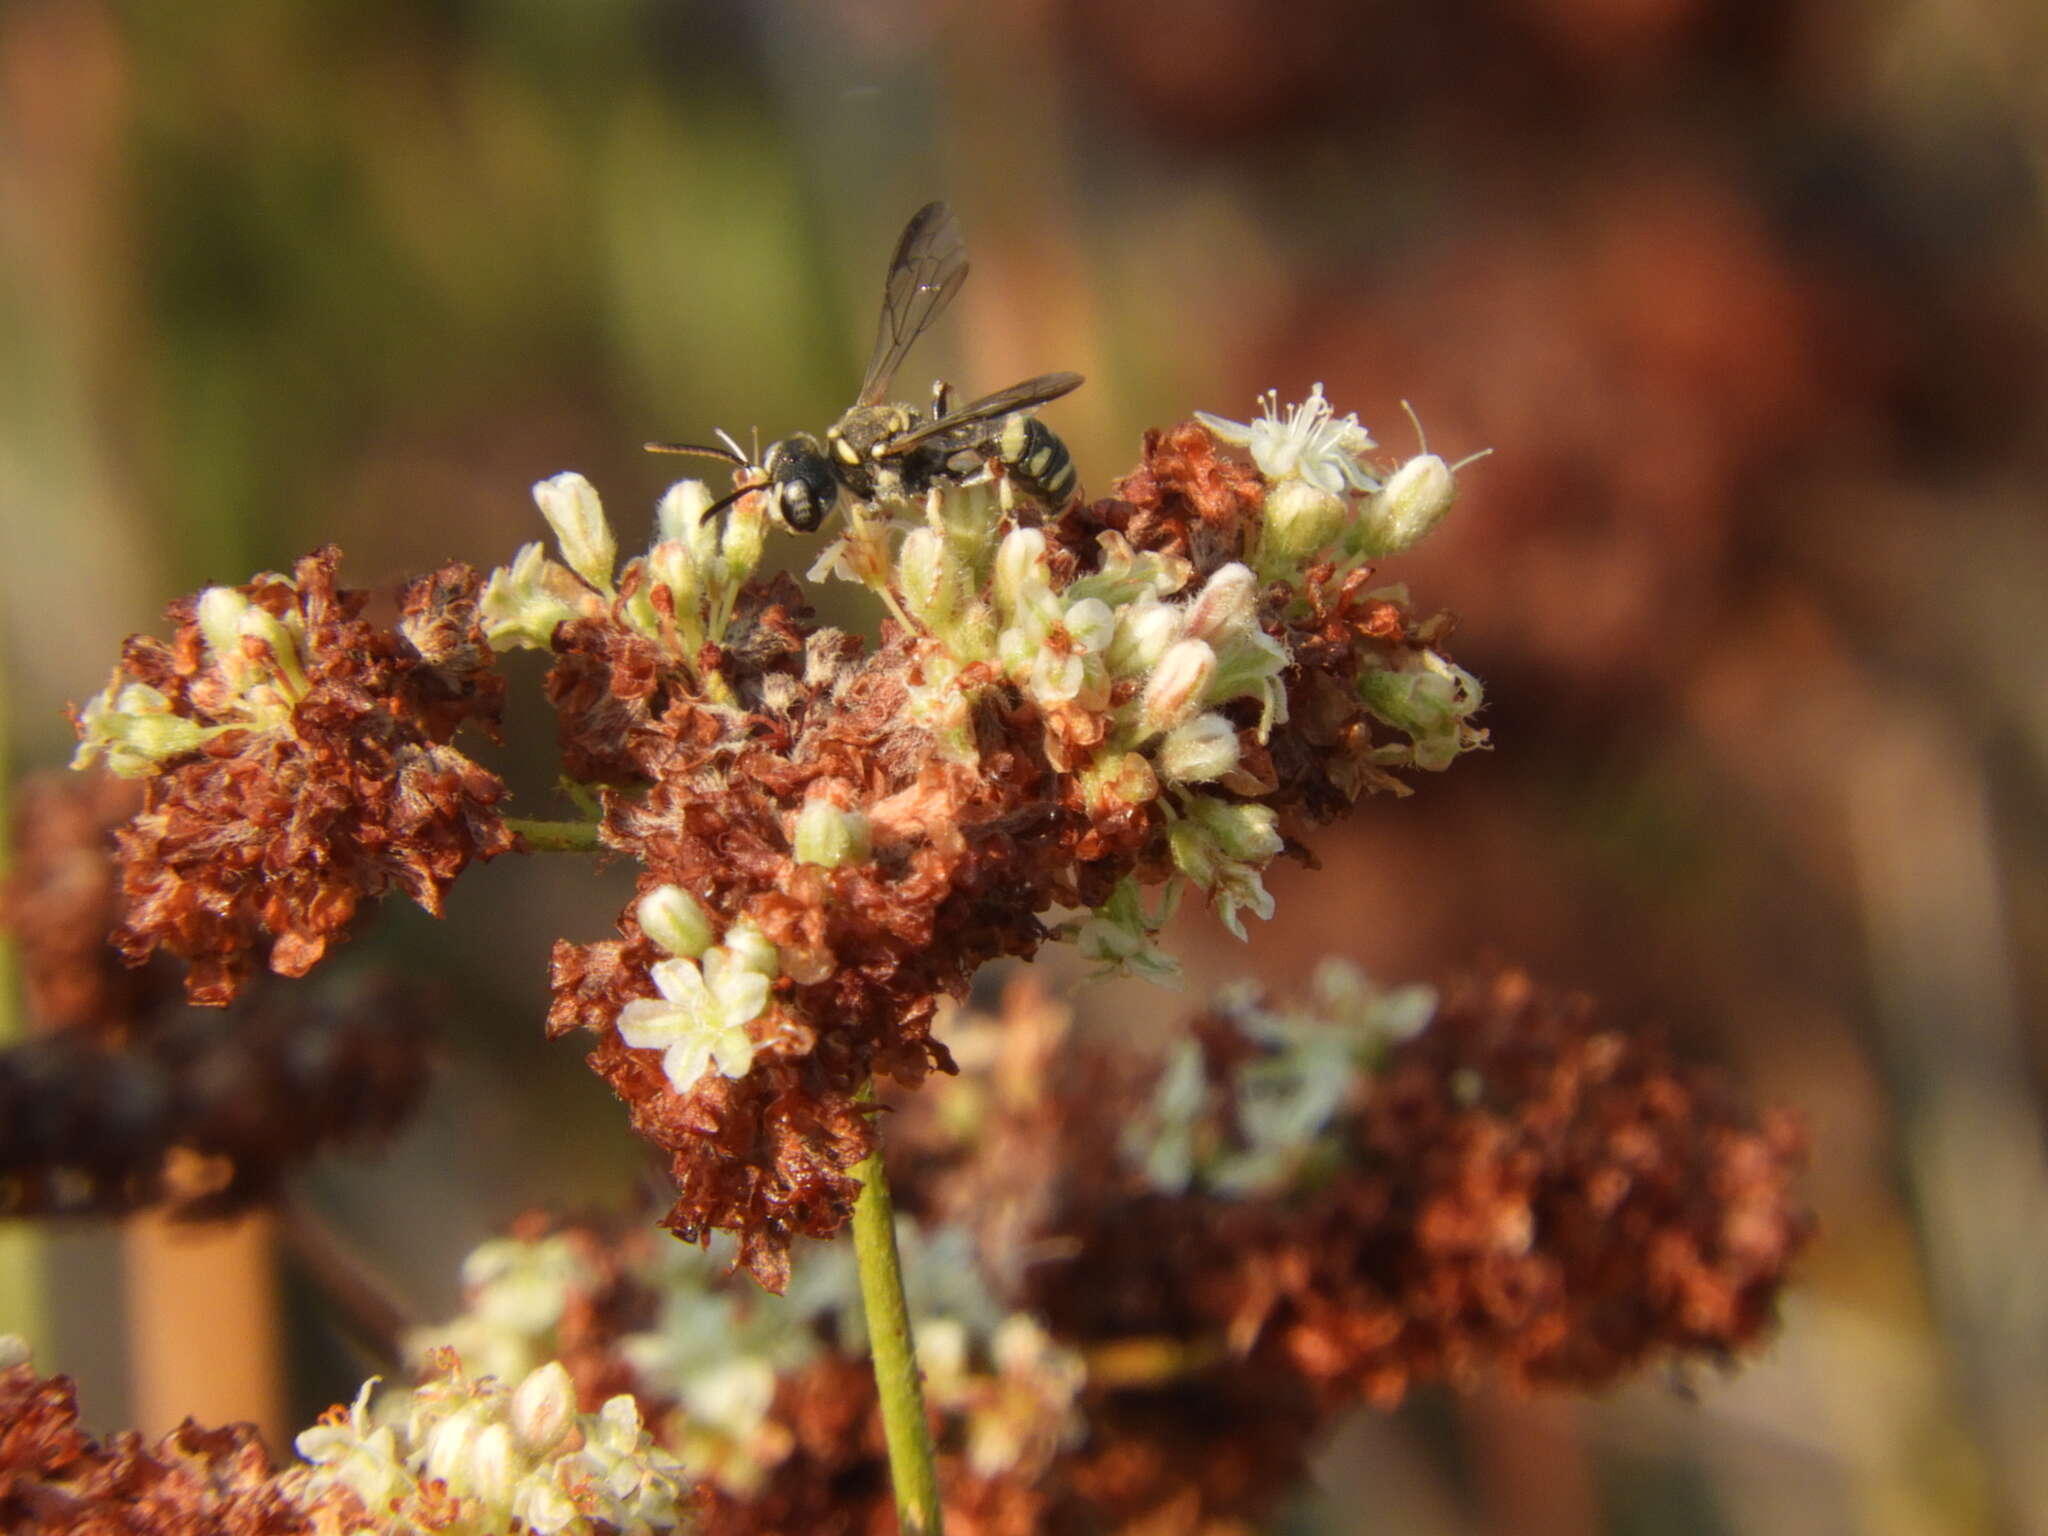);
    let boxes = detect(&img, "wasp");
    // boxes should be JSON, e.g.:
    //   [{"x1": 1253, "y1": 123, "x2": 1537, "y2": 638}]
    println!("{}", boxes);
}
[{"x1": 647, "y1": 202, "x2": 1083, "y2": 532}]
